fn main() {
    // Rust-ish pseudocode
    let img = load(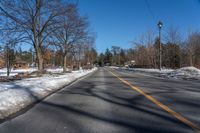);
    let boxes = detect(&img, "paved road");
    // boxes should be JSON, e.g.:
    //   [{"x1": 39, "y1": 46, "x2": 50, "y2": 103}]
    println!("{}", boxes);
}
[{"x1": 0, "y1": 67, "x2": 199, "y2": 133}]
